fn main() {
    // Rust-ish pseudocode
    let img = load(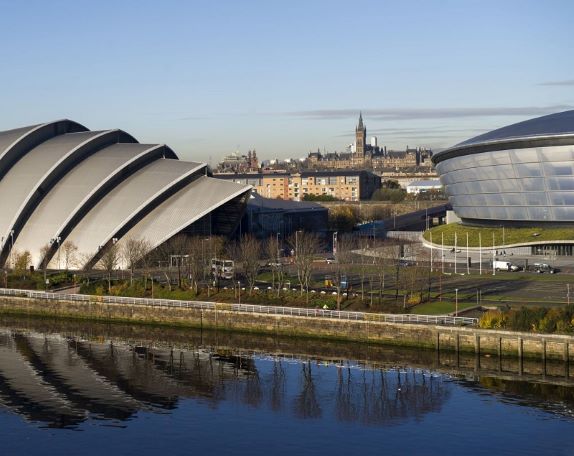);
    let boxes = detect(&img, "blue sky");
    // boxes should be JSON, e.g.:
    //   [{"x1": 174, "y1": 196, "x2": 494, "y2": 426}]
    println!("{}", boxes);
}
[{"x1": 1, "y1": 0, "x2": 573, "y2": 163}]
